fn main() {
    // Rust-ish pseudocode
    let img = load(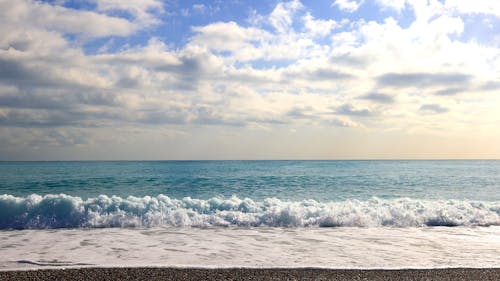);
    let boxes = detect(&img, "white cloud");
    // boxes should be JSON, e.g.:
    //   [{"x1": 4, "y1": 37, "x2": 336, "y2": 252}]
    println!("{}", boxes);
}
[
  {"x1": 269, "y1": 0, "x2": 304, "y2": 33},
  {"x1": 332, "y1": 0, "x2": 364, "y2": 13},
  {"x1": 444, "y1": 0, "x2": 500, "y2": 17},
  {"x1": 0, "y1": 0, "x2": 137, "y2": 38},
  {"x1": 93, "y1": 0, "x2": 164, "y2": 26},
  {"x1": 190, "y1": 22, "x2": 270, "y2": 53},
  {"x1": 302, "y1": 13, "x2": 340, "y2": 37}
]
